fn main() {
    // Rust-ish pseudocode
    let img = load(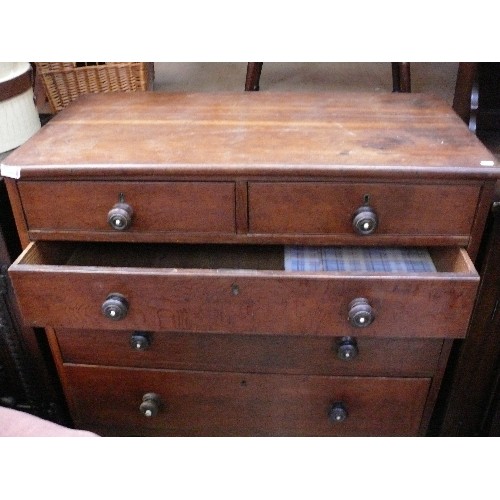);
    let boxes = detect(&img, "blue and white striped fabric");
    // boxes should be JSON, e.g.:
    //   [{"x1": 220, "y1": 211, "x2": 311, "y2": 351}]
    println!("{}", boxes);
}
[{"x1": 284, "y1": 247, "x2": 436, "y2": 272}]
